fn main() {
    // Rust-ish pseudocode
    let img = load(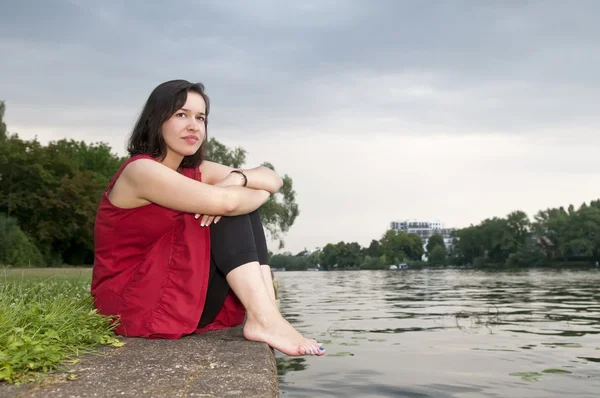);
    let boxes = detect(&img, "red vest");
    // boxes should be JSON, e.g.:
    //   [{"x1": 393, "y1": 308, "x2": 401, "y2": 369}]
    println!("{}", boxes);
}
[{"x1": 91, "y1": 155, "x2": 245, "y2": 339}]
